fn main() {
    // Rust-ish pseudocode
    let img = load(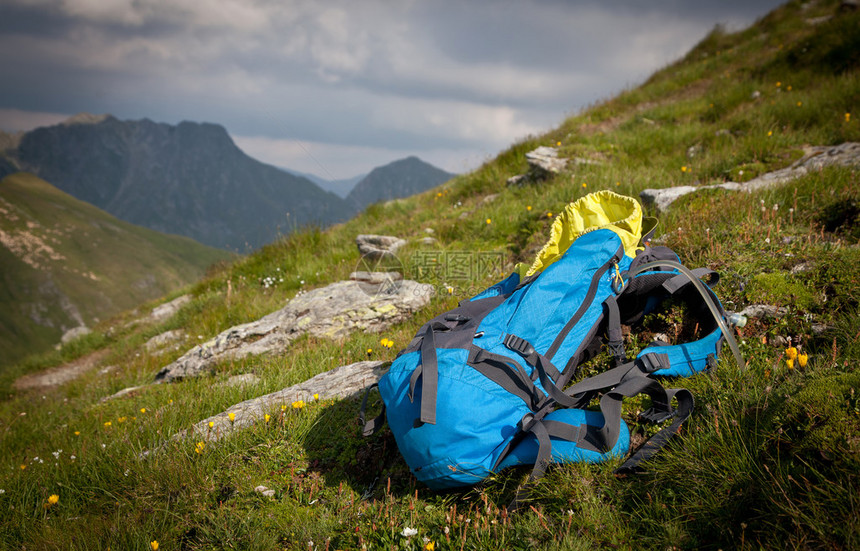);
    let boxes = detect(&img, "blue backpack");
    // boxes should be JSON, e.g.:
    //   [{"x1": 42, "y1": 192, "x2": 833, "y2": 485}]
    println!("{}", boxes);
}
[{"x1": 362, "y1": 191, "x2": 742, "y2": 493}]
